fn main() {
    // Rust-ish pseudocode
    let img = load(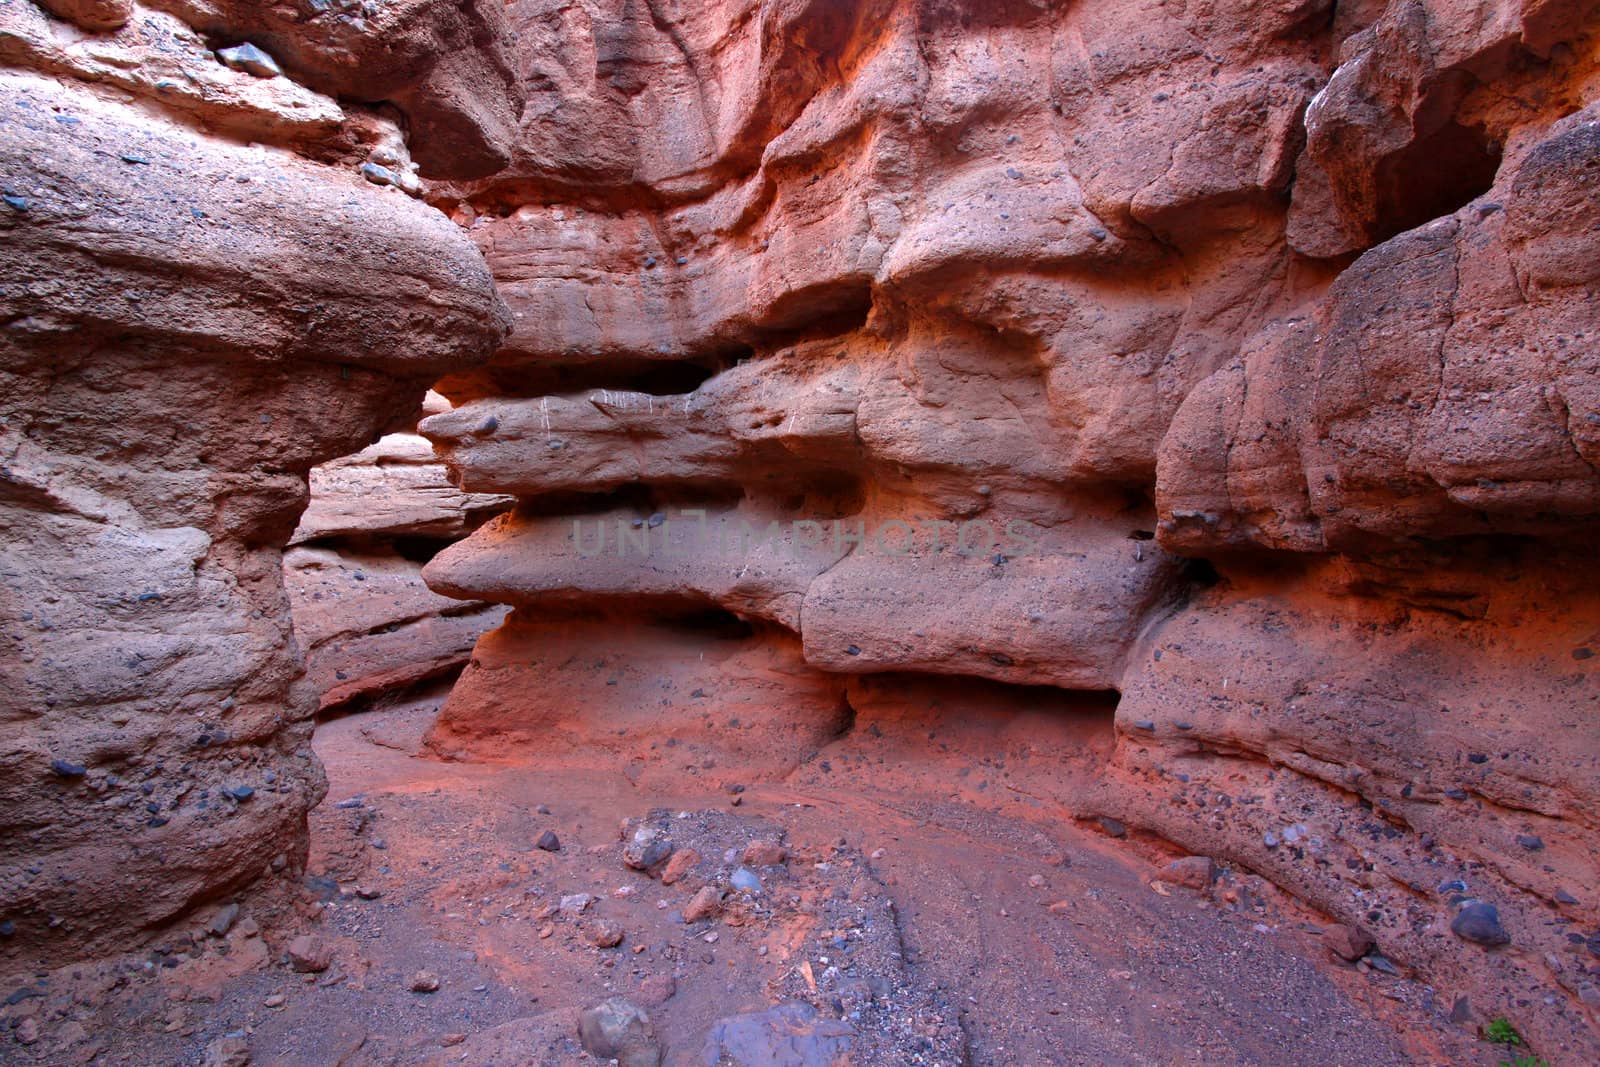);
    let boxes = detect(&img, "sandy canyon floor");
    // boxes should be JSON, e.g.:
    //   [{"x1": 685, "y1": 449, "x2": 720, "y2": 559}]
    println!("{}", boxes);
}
[{"x1": 0, "y1": 691, "x2": 1518, "y2": 1067}]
